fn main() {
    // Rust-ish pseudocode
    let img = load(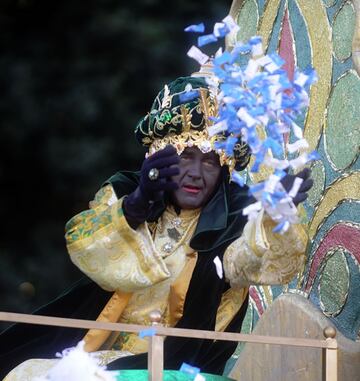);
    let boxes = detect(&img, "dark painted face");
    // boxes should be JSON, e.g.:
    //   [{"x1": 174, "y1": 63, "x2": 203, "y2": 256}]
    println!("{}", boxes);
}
[{"x1": 170, "y1": 146, "x2": 222, "y2": 210}]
